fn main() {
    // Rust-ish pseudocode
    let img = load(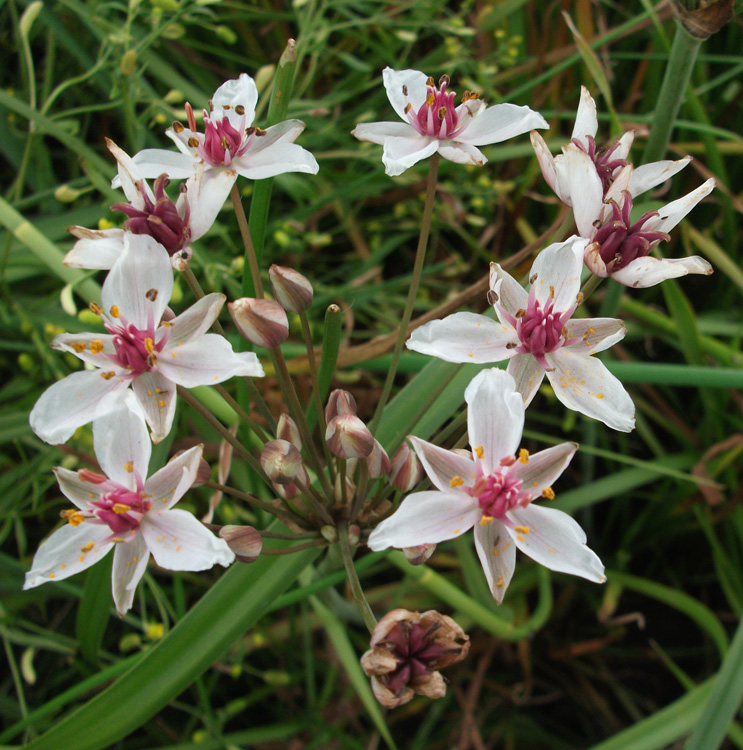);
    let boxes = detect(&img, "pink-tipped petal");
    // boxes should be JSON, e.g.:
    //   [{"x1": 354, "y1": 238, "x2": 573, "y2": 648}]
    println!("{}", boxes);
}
[
  {"x1": 165, "y1": 293, "x2": 226, "y2": 347},
  {"x1": 511, "y1": 442, "x2": 577, "y2": 497},
  {"x1": 506, "y1": 353, "x2": 546, "y2": 407},
  {"x1": 409, "y1": 436, "x2": 477, "y2": 493},
  {"x1": 529, "y1": 236, "x2": 586, "y2": 311},
  {"x1": 212, "y1": 73, "x2": 258, "y2": 128},
  {"x1": 531, "y1": 130, "x2": 557, "y2": 193},
  {"x1": 93, "y1": 400, "x2": 151, "y2": 487},
  {"x1": 144, "y1": 445, "x2": 203, "y2": 510},
  {"x1": 474, "y1": 519, "x2": 516, "y2": 603},
  {"x1": 131, "y1": 372, "x2": 177, "y2": 444},
  {"x1": 382, "y1": 67, "x2": 429, "y2": 120},
  {"x1": 564, "y1": 318, "x2": 627, "y2": 355}
]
